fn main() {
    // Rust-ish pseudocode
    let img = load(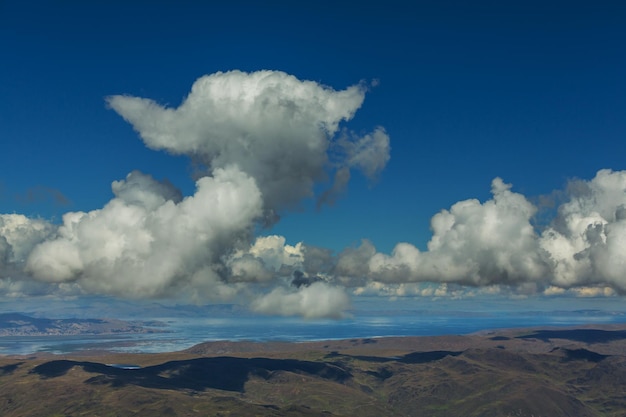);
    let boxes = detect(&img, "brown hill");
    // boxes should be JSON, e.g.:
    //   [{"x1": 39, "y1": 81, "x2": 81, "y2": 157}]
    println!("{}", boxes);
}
[{"x1": 2, "y1": 324, "x2": 626, "y2": 416}]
